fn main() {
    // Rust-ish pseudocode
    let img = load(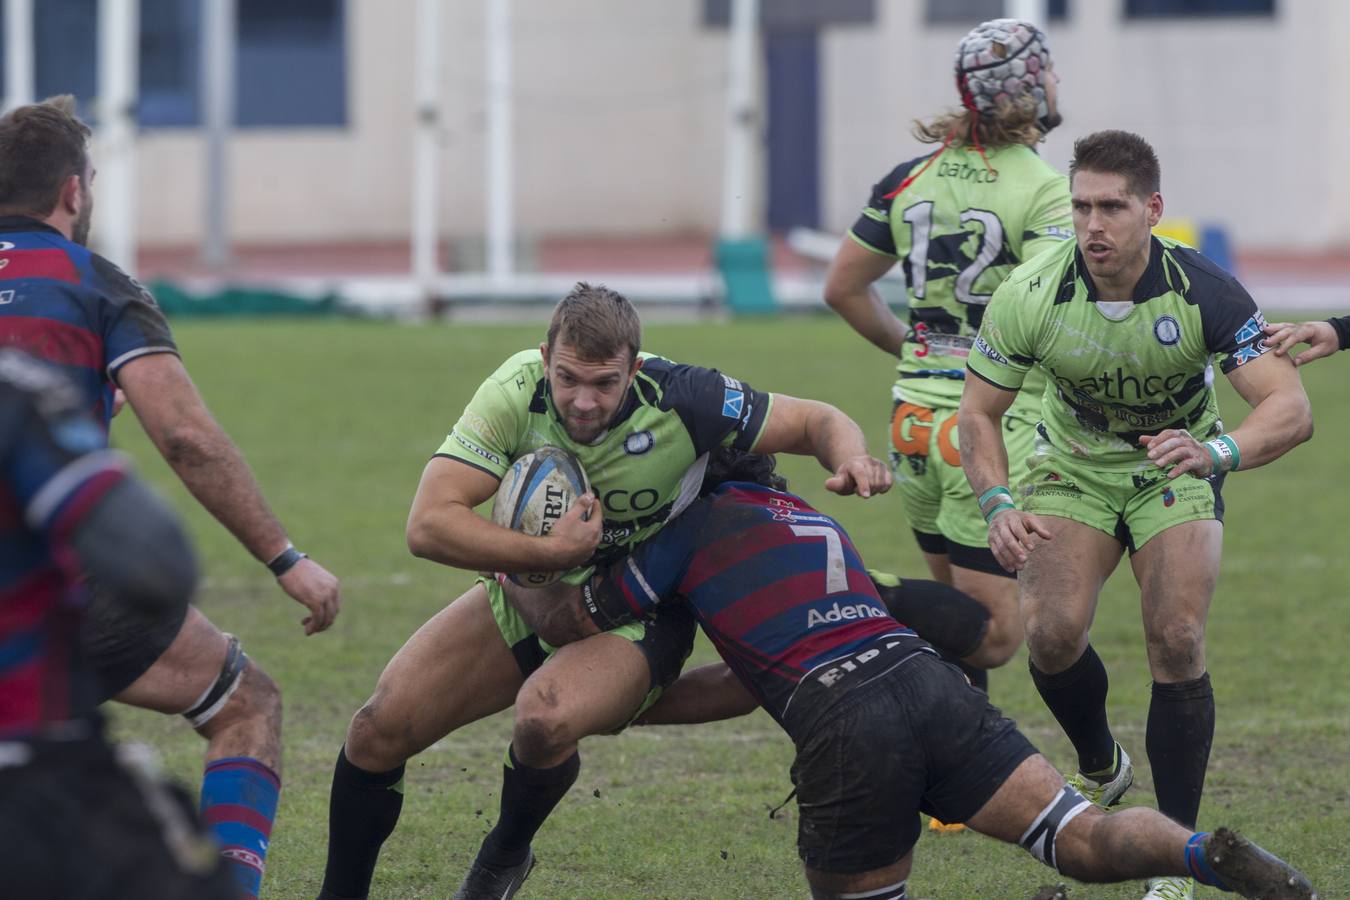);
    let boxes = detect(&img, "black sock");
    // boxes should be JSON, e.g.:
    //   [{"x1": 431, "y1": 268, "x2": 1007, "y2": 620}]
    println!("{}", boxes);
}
[
  {"x1": 1146, "y1": 672, "x2": 1214, "y2": 829},
  {"x1": 319, "y1": 746, "x2": 406, "y2": 900},
  {"x1": 476, "y1": 744, "x2": 580, "y2": 869},
  {"x1": 1029, "y1": 646, "x2": 1116, "y2": 776}
]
